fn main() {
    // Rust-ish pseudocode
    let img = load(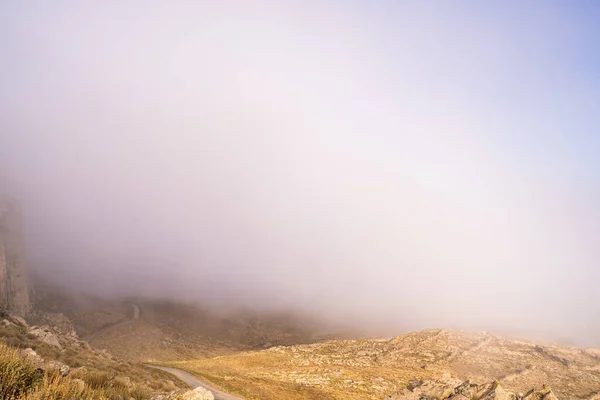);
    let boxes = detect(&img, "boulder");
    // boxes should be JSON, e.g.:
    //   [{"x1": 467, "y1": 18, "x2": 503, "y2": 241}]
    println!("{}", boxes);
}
[
  {"x1": 28, "y1": 325, "x2": 62, "y2": 349},
  {"x1": 179, "y1": 386, "x2": 215, "y2": 400},
  {"x1": 417, "y1": 374, "x2": 462, "y2": 399},
  {"x1": 477, "y1": 381, "x2": 517, "y2": 400}
]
